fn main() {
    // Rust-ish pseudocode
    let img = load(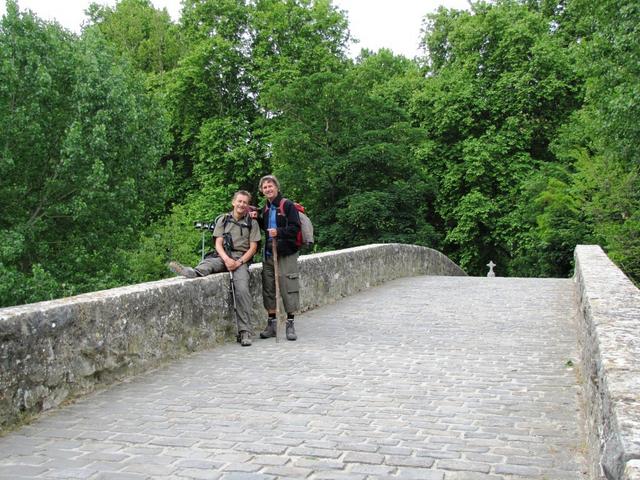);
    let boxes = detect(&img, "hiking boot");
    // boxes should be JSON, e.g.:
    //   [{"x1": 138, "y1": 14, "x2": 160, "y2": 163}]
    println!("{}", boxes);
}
[
  {"x1": 286, "y1": 320, "x2": 297, "y2": 341},
  {"x1": 259, "y1": 319, "x2": 276, "y2": 339},
  {"x1": 168, "y1": 261, "x2": 197, "y2": 278},
  {"x1": 240, "y1": 331, "x2": 252, "y2": 347}
]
